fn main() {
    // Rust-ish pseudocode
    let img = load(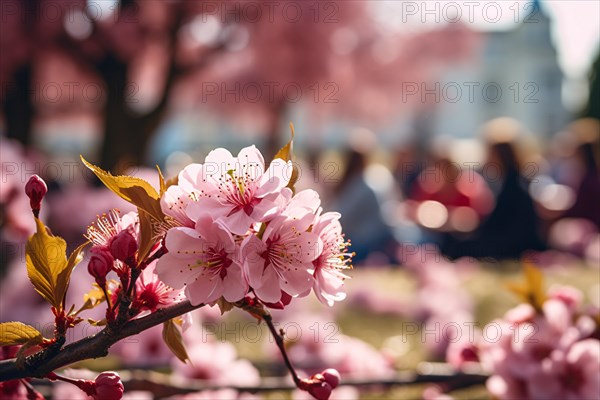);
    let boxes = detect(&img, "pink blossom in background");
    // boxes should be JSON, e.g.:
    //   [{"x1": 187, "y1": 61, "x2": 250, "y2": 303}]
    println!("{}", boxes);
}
[
  {"x1": 474, "y1": 286, "x2": 600, "y2": 400},
  {"x1": 0, "y1": 258, "x2": 54, "y2": 329},
  {"x1": 0, "y1": 138, "x2": 38, "y2": 239},
  {"x1": 173, "y1": 325, "x2": 261, "y2": 387},
  {"x1": 285, "y1": 324, "x2": 395, "y2": 380},
  {"x1": 110, "y1": 325, "x2": 175, "y2": 368},
  {"x1": 166, "y1": 389, "x2": 259, "y2": 400}
]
